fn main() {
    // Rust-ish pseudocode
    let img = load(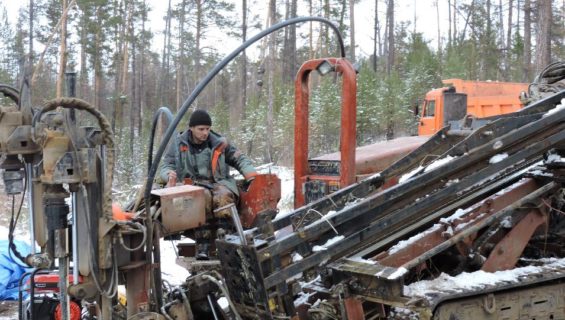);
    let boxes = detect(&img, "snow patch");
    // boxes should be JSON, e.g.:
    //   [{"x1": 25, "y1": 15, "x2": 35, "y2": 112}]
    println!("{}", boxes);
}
[
  {"x1": 312, "y1": 235, "x2": 345, "y2": 252},
  {"x1": 489, "y1": 153, "x2": 508, "y2": 164},
  {"x1": 399, "y1": 166, "x2": 424, "y2": 184},
  {"x1": 405, "y1": 258, "x2": 565, "y2": 298},
  {"x1": 347, "y1": 256, "x2": 377, "y2": 265},
  {"x1": 388, "y1": 267, "x2": 408, "y2": 280},
  {"x1": 424, "y1": 156, "x2": 456, "y2": 173},
  {"x1": 543, "y1": 98, "x2": 565, "y2": 117},
  {"x1": 493, "y1": 140, "x2": 503, "y2": 150},
  {"x1": 159, "y1": 239, "x2": 190, "y2": 285},
  {"x1": 388, "y1": 225, "x2": 442, "y2": 255}
]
